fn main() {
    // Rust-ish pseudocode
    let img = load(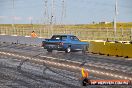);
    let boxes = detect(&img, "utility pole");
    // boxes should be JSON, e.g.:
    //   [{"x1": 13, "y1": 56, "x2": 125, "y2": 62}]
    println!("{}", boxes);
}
[
  {"x1": 114, "y1": 0, "x2": 118, "y2": 41},
  {"x1": 44, "y1": 0, "x2": 49, "y2": 24},
  {"x1": 61, "y1": 0, "x2": 66, "y2": 25},
  {"x1": 12, "y1": 0, "x2": 15, "y2": 35},
  {"x1": 43, "y1": 0, "x2": 49, "y2": 38},
  {"x1": 50, "y1": 0, "x2": 55, "y2": 36}
]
